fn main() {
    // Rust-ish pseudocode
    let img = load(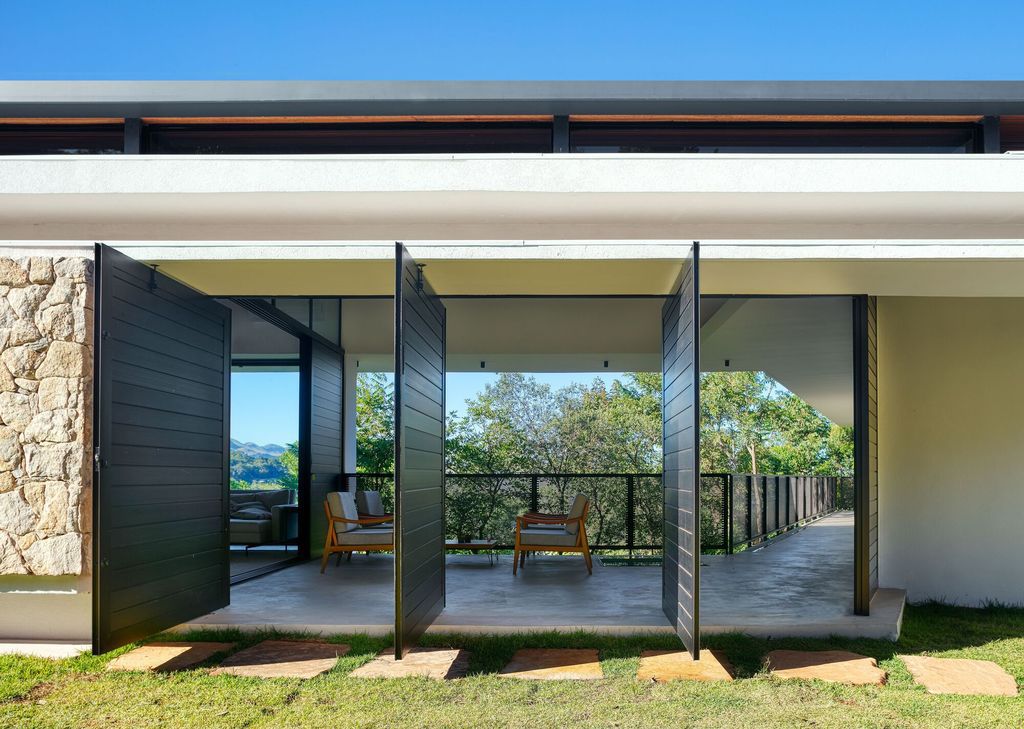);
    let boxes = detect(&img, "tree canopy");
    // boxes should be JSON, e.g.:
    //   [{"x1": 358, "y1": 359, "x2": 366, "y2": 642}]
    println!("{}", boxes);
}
[{"x1": 355, "y1": 370, "x2": 852, "y2": 478}]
